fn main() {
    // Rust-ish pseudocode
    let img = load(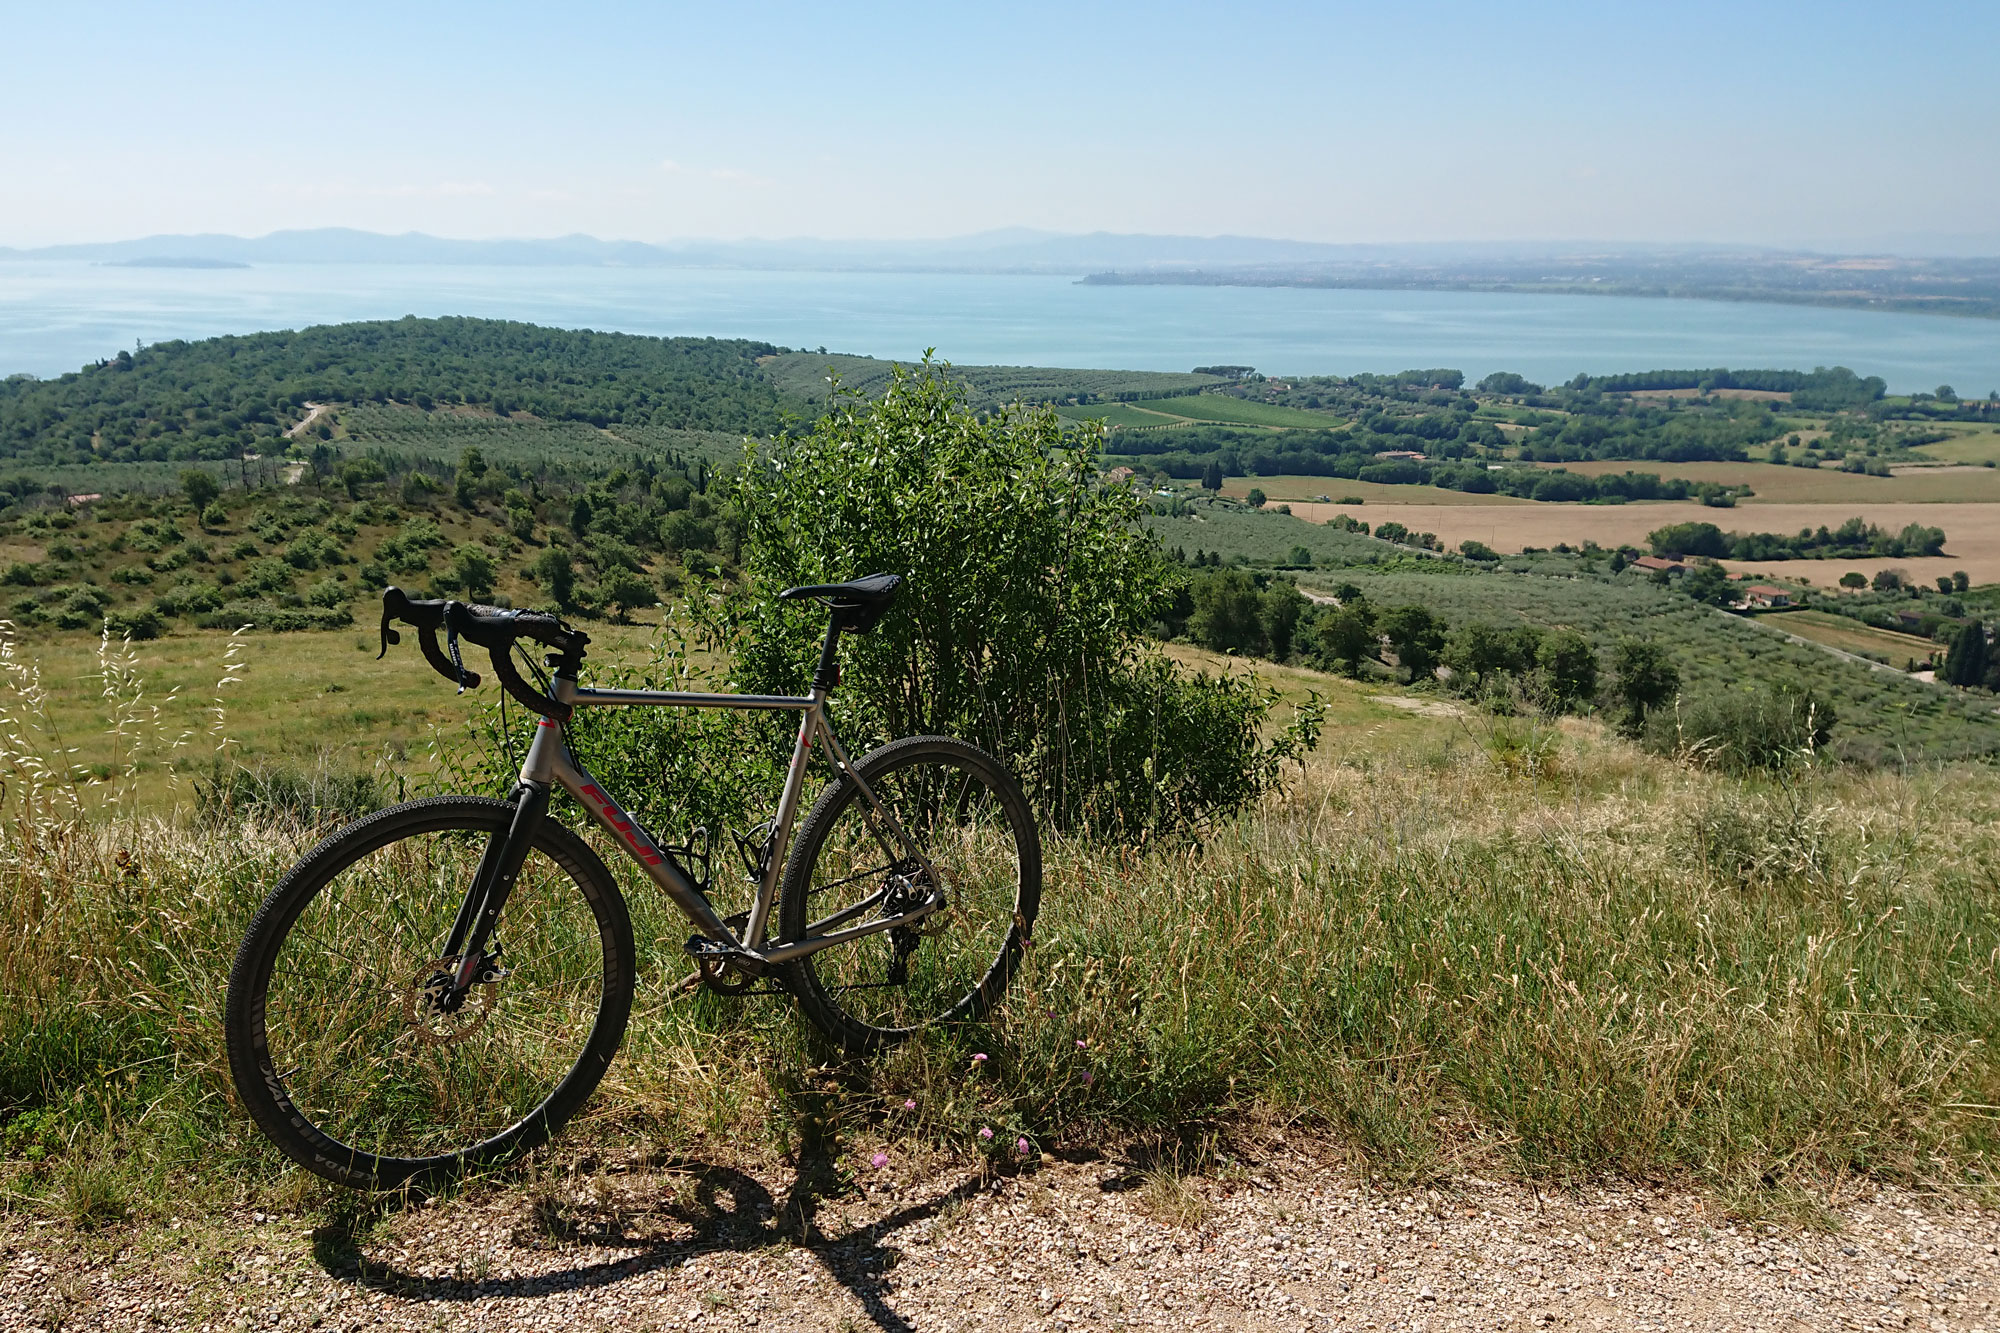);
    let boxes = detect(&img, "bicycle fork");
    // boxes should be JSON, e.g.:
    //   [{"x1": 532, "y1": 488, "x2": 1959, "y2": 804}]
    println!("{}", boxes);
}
[{"x1": 440, "y1": 780, "x2": 549, "y2": 1004}]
